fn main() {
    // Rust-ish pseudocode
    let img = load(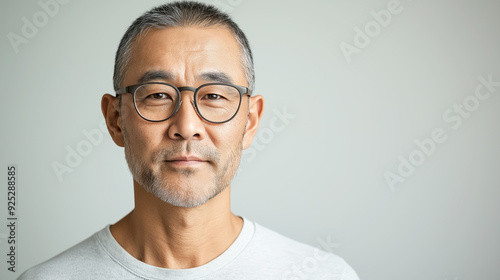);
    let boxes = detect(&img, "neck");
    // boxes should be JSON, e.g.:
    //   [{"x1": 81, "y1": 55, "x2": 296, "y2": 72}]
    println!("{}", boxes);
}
[{"x1": 110, "y1": 181, "x2": 243, "y2": 269}]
